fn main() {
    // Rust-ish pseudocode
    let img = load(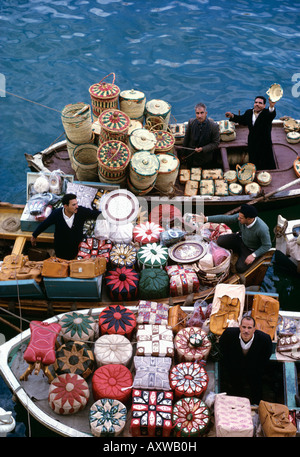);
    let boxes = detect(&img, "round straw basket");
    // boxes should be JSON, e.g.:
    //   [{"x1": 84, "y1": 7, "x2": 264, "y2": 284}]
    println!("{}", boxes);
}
[
  {"x1": 127, "y1": 177, "x2": 156, "y2": 196},
  {"x1": 129, "y1": 150, "x2": 160, "y2": 190},
  {"x1": 97, "y1": 140, "x2": 130, "y2": 183},
  {"x1": 98, "y1": 108, "x2": 130, "y2": 144},
  {"x1": 89, "y1": 73, "x2": 120, "y2": 120},
  {"x1": 155, "y1": 153, "x2": 180, "y2": 194},
  {"x1": 66, "y1": 132, "x2": 95, "y2": 169},
  {"x1": 72, "y1": 144, "x2": 99, "y2": 182},
  {"x1": 145, "y1": 99, "x2": 171, "y2": 130},
  {"x1": 119, "y1": 89, "x2": 146, "y2": 121},
  {"x1": 153, "y1": 130, "x2": 175, "y2": 155},
  {"x1": 236, "y1": 162, "x2": 256, "y2": 185},
  {"x1": 129, "y1": 128, "x2": 157, "y2": 154},
  {"x1": 61, "y1": 103, "x2": 93, "y2": 144},
  {"x1": 195, "y1": 254, "x2": 231, "y2": 286}
]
